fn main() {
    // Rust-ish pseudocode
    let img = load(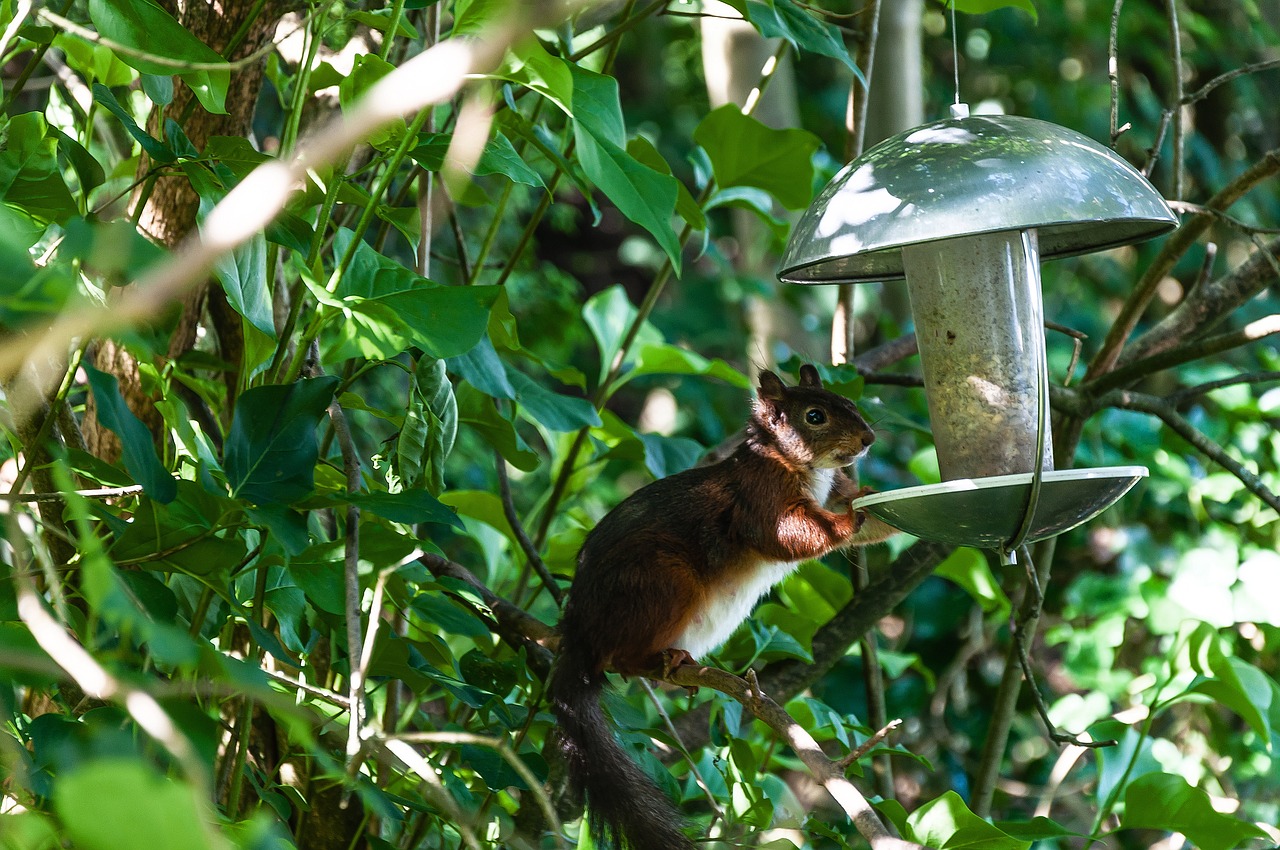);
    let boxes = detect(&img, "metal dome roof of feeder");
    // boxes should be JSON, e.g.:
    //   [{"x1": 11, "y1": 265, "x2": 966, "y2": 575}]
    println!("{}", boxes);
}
[{"x1": 779, "y1": 113, "x2": 1177, "y2": 284}]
